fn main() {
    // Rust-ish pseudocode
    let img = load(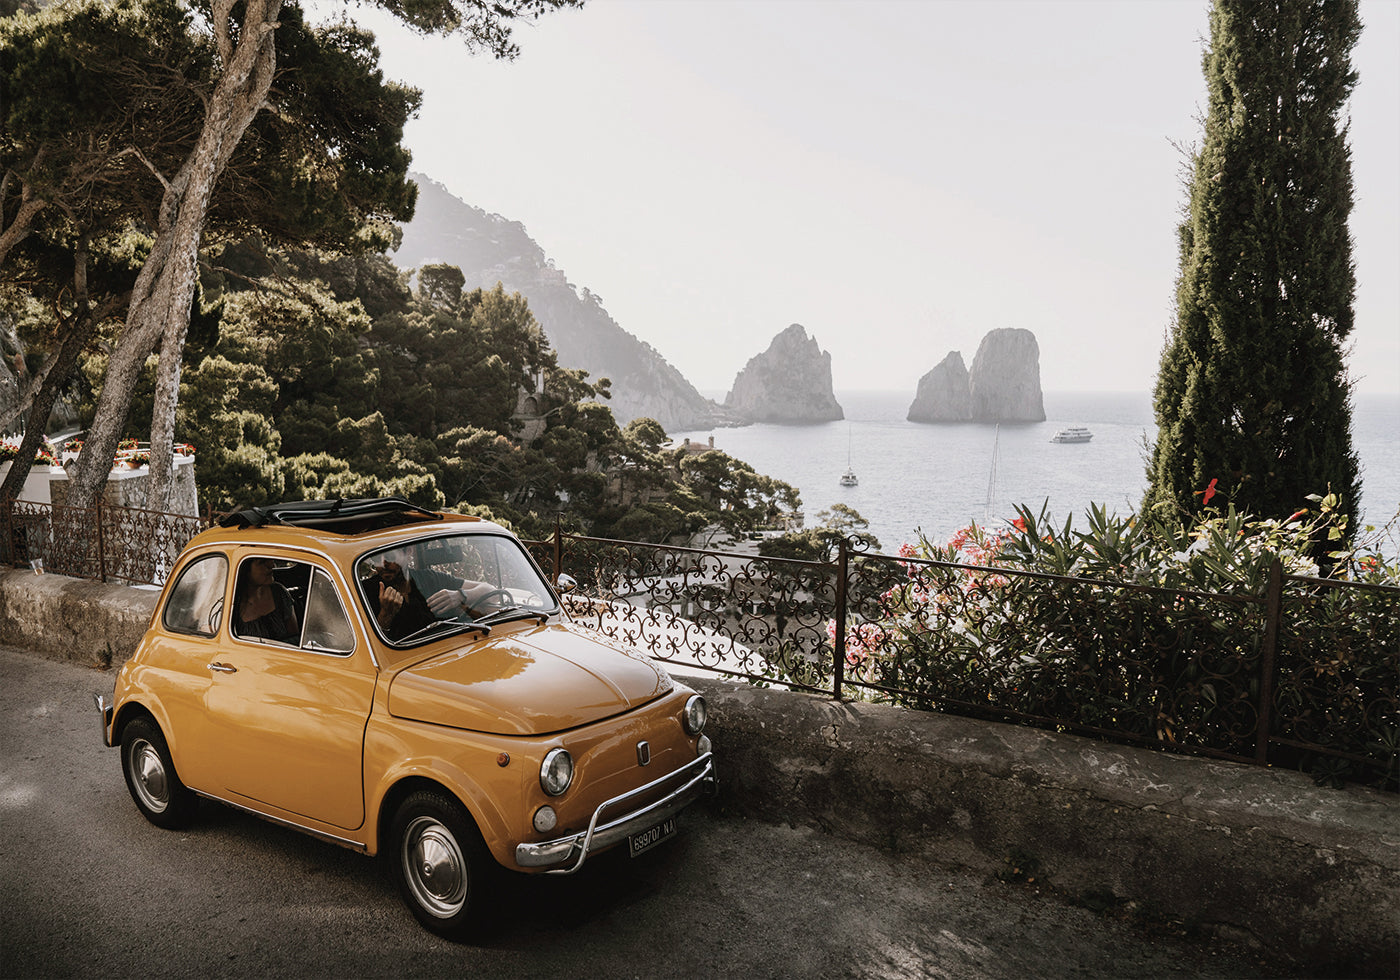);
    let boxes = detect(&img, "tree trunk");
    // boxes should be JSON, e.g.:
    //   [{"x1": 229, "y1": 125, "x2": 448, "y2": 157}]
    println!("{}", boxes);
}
[
  {"x1": 0, "y1": 238, "x2": 121, "y2": 504},
  {"x1": 65, "y1": 0, "x2": 283, "y2": 513}
]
